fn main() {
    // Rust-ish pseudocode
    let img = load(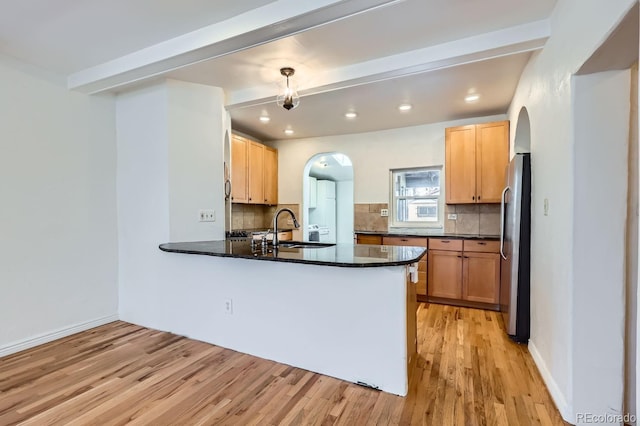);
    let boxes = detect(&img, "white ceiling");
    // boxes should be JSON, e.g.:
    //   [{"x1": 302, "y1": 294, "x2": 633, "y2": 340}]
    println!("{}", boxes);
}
[{"x1": 0, "y1": 0, "x2": 558, "y2": 141}]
